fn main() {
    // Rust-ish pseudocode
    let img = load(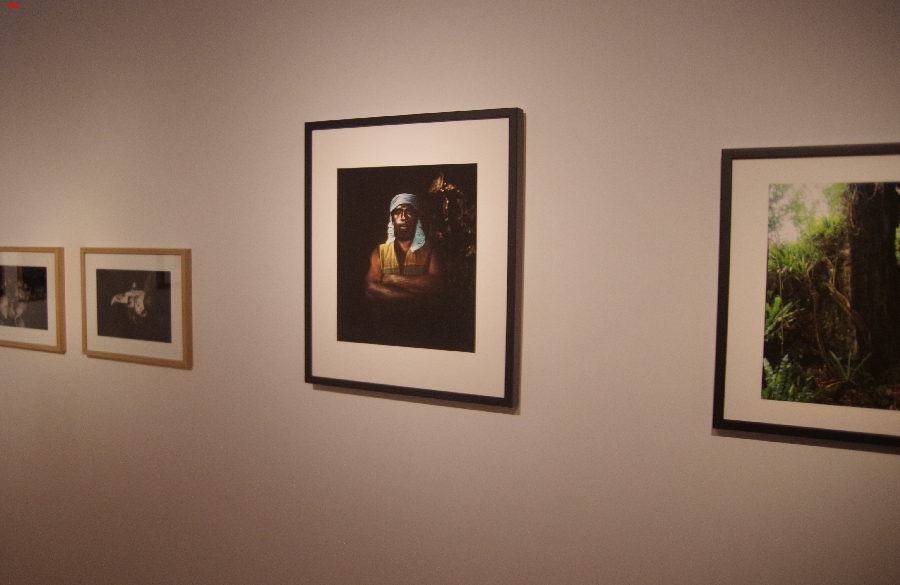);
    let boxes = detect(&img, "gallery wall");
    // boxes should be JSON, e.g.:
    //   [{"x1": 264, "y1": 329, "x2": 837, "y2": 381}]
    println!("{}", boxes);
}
[{"x1": 1, "y1": 1, "x2": 899, "y2": 584}]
